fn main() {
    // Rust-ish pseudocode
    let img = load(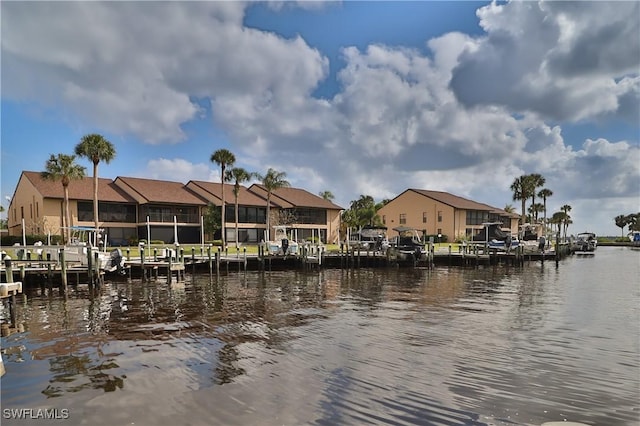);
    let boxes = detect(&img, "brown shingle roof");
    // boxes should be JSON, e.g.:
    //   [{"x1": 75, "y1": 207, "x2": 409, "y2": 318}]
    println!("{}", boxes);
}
[
  {"x1": 23, "y1": 171, "x2": 135, "y2": 203},
  {"x1": 114, "y1": 176, "x2": 207, "y2": 205},
  {"x1": 409, "y1": 189, "x2": 511, "y2": 215},
  {"x1": 249, "y1": 184, "x2": 343, "y2": 210},
  {"x1": 187, "y1": 180, "x2": 271, "y2": 206}
]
